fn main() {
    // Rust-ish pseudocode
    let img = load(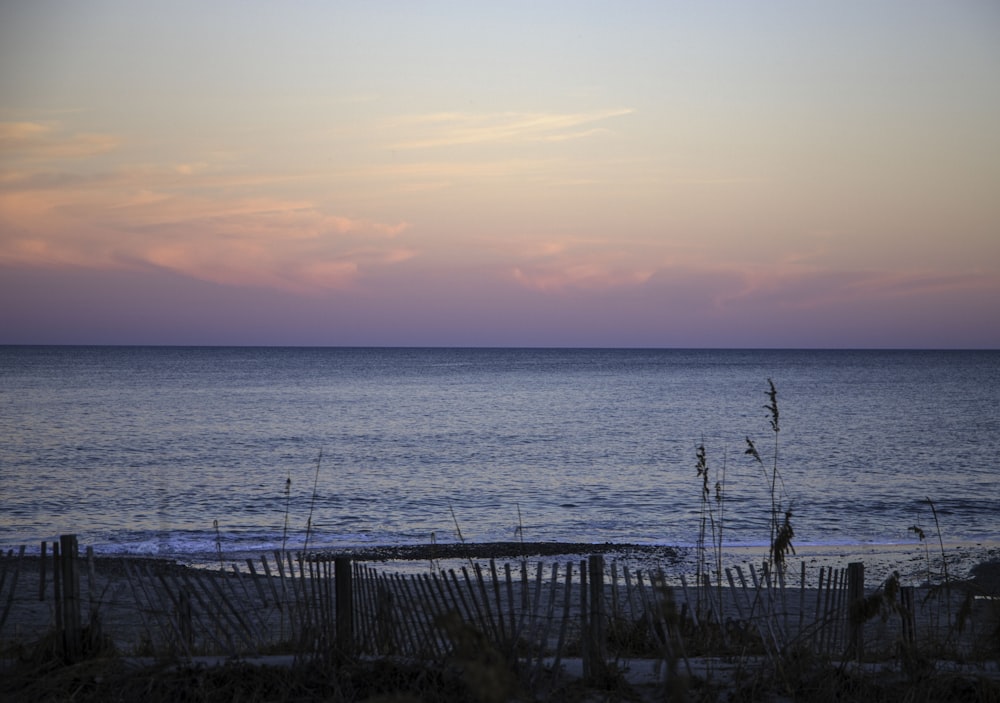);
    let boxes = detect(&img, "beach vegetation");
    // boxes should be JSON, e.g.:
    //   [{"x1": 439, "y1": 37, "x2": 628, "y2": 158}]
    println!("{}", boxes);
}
[{"x1": 743, "y1": 379, "x2": 794, "y2": 572}]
